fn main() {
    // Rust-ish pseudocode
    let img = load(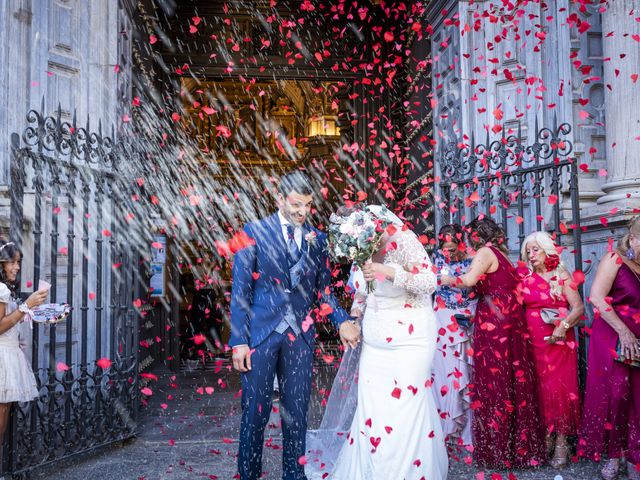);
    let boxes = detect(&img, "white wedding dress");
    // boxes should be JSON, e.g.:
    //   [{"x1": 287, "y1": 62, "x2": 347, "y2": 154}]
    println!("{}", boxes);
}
[{"x1": 307, "y1": 230, "x2": 448, "y2": 480}]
